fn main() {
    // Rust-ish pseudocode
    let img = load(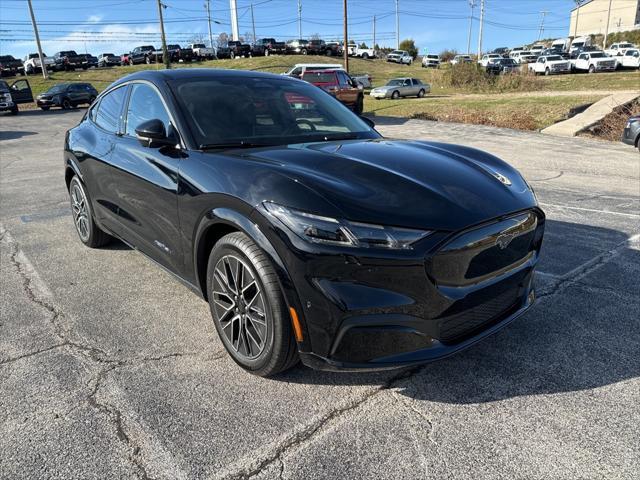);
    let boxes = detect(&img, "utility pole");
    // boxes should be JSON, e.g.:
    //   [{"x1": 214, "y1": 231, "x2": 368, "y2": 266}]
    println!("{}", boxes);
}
[
  {"x1": 297, "y1": 0, "x2": 302, "y2": 39},
  {"x1": 250, "y1": 3, "x2": 256, "y2": 44},
  {"x1": 395, "y1": 0, "x2": 400, "y2": 49},
  {"x1": 373, "y1": 15, "x2": 376, "y2": 50},
  {"x1": 26, "y1": 0, "x2": 48, "y2": 79},
  {"x1": 603, "y1": 0, "x2": 613, "y2": 48},
  {"x1": 229, "y1": 0, "x2": 239, "y2": 41},
  {"x1": 205, "y1": 0, "x2": 214, "y2": 49},
  {"x1": 476, "y1": 0, "x2": 484, "y2": 60},
  {"x1": 538, "y1": 11, "x2": 548, "y2": 41},
  {"x1": 157, "y1": 0, "x2": 170, "y2": 69},
  {"x1": 343, "y1": 0, "x2": 349, "y2": 73},
  {"x1": 573, "y1": 0, "x2": 581, "y2": 38},
  {"x1": 467, "y1": 0, "x2": 475, "y2": 55}
]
